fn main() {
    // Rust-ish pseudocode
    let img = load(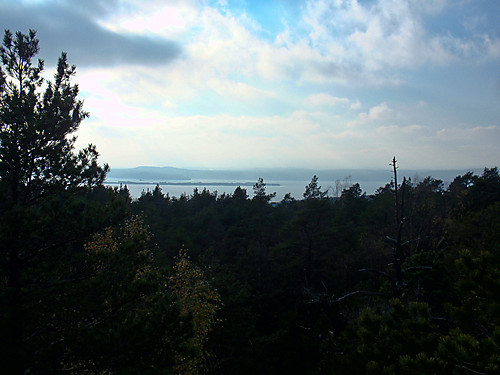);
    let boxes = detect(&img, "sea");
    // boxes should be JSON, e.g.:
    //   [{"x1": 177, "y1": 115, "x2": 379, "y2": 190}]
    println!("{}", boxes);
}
[
  {"x1": 105, "y1": 178, "x2": 405, "y2": 201},
  {"x1": 104, "y1": 168, "x2": 483, "y2": 201}
]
